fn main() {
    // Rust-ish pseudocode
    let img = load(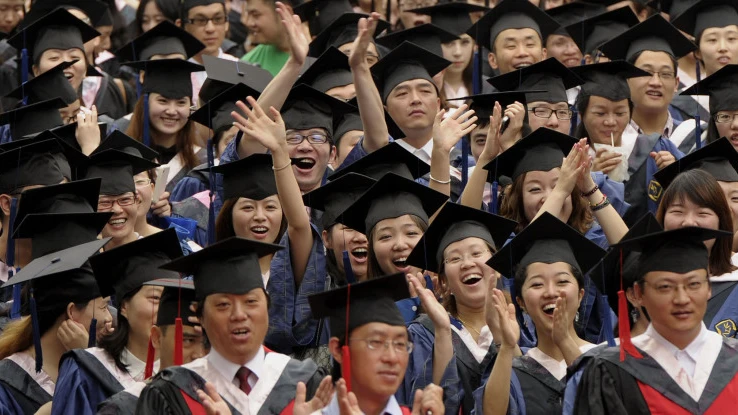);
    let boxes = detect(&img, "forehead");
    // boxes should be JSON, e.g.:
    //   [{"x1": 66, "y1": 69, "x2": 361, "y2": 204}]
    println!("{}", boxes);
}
[
  {"x1": 643, "y1": 268, "x2": 708, "y2": 281},
  {"x1": 444, "y1": 237, "x2": 489, "y2": 253},
  {"x1": 246, "y1": 0, "x2": 272, "y2": 12},
  {"x1": 702, "y1": 25, "x2": 738, "y2": 36},
  {"x1": 528, "y1": 100, "x2": 568, "y2": 108},
  {"x1": 524, "y1": 168, "x2": 560, "y2": 182},
  {"x1": 353, "y1": 321, "x2": 408, "y2": 337},
  {"x1": 588, "y1": 95, "x2": 629, "y2": 107},
  {"x1": 393, "y1": 78, "x2": 436, "y2": 91},
  {"x1": 495, "y1": 27, "x2": 542, "y2": 45},
  {"x1": 634, "y1": 50, "x2": 674, "y2": 68},
  {"x1": 188, "y1": 3, "x2": 226, "y2": 15},
  {"x1": 525, "y1": 261, "x2": 573, "y2": 278}
]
